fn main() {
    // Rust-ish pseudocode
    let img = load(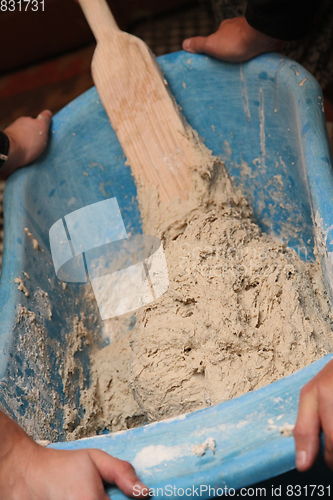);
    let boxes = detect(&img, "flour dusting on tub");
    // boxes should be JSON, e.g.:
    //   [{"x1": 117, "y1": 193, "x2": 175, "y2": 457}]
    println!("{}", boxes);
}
[
  {"x1": 193, "y1": 437, "x2": 216, "y2": 457},
  {"x1": 132, "y1": 444, "x2": 189, "y2": 473},
  {"x1": 24, "y1": 227, "x2": 40, "y2": 251}
]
